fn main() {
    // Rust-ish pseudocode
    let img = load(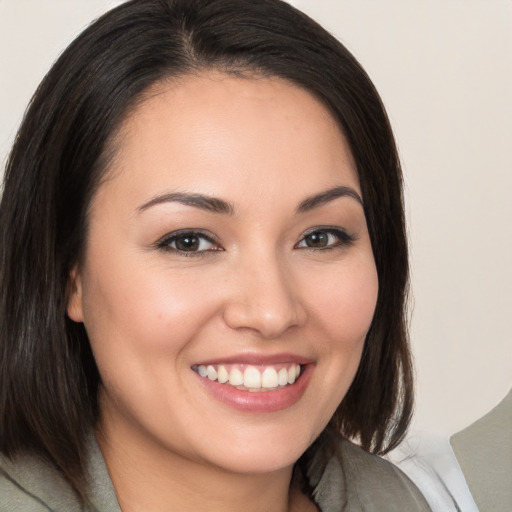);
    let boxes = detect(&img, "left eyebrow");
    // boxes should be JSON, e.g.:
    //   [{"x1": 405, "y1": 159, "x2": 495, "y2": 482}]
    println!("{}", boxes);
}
[{"x1": 296, "y1": 186, "x2": 363, "y2": 214}]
